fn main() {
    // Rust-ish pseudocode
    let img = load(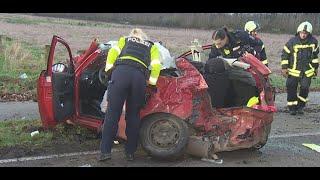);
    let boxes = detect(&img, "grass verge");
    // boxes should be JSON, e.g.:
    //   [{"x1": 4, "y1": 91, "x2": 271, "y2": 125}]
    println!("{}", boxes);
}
[
  {"x1": 270, "y1": 74, "x2": 320, "y2": 92},
  {"x1": 0, "y1": 36, "x2": 45, "y2": 101},
  {"x1": 0, "y1": 119, "x2": 100, "y2": 159}
]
